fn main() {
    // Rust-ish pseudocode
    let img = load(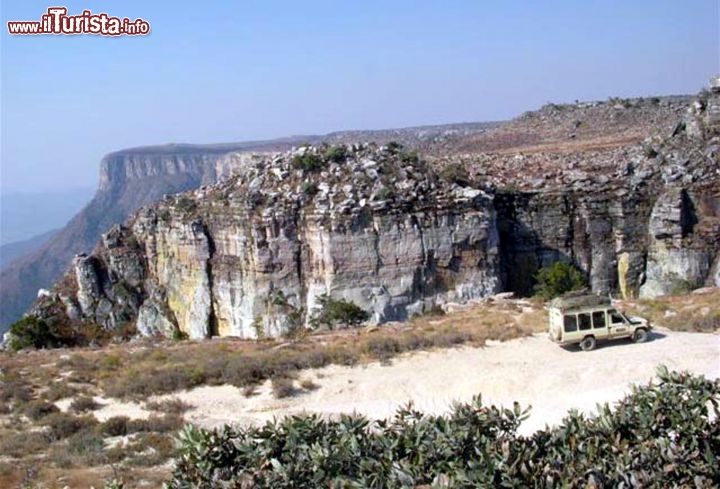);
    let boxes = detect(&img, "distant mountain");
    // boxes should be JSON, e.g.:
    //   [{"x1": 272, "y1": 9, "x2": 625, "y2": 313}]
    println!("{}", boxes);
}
[
  {"x1": 0, "y1": 229, "x2": 58, "y2": 270},
  {"x1": 1, "y1": 187, "x2": 94, "y2": 245}
]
